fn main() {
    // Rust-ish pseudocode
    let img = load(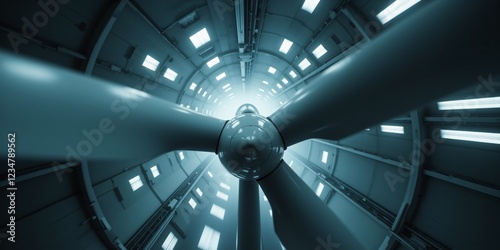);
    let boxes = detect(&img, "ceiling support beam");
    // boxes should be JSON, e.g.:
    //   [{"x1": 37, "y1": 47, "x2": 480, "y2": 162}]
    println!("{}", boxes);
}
[
  {"x1": 83, "y1": 0, "x2": 129, "y2": 75},
  {"x1": 380, "y1": 110, "x2": 425, "y2": 250}
]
